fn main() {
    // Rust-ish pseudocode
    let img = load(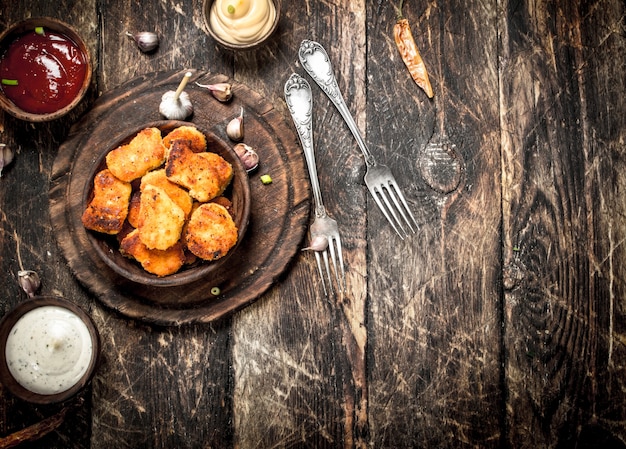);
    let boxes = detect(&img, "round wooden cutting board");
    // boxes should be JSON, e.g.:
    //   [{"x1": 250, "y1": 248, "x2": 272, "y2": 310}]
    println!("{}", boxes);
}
[{"x1": 49, "y1": 69, "x2": 311, "y2": 326}]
